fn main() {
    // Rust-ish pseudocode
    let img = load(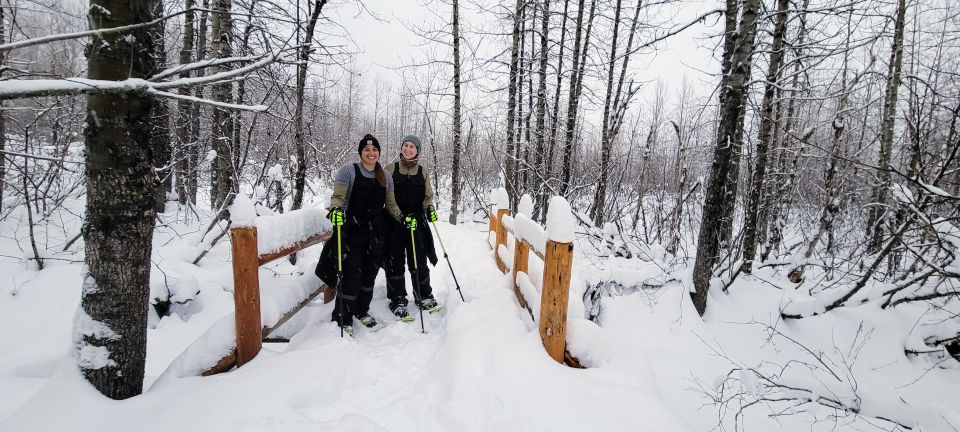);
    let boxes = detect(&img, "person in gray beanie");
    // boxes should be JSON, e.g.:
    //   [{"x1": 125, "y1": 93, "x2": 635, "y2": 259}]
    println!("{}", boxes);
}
[{"x1": 383, "y1": 134, "x2": 441, "y2": 319}]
